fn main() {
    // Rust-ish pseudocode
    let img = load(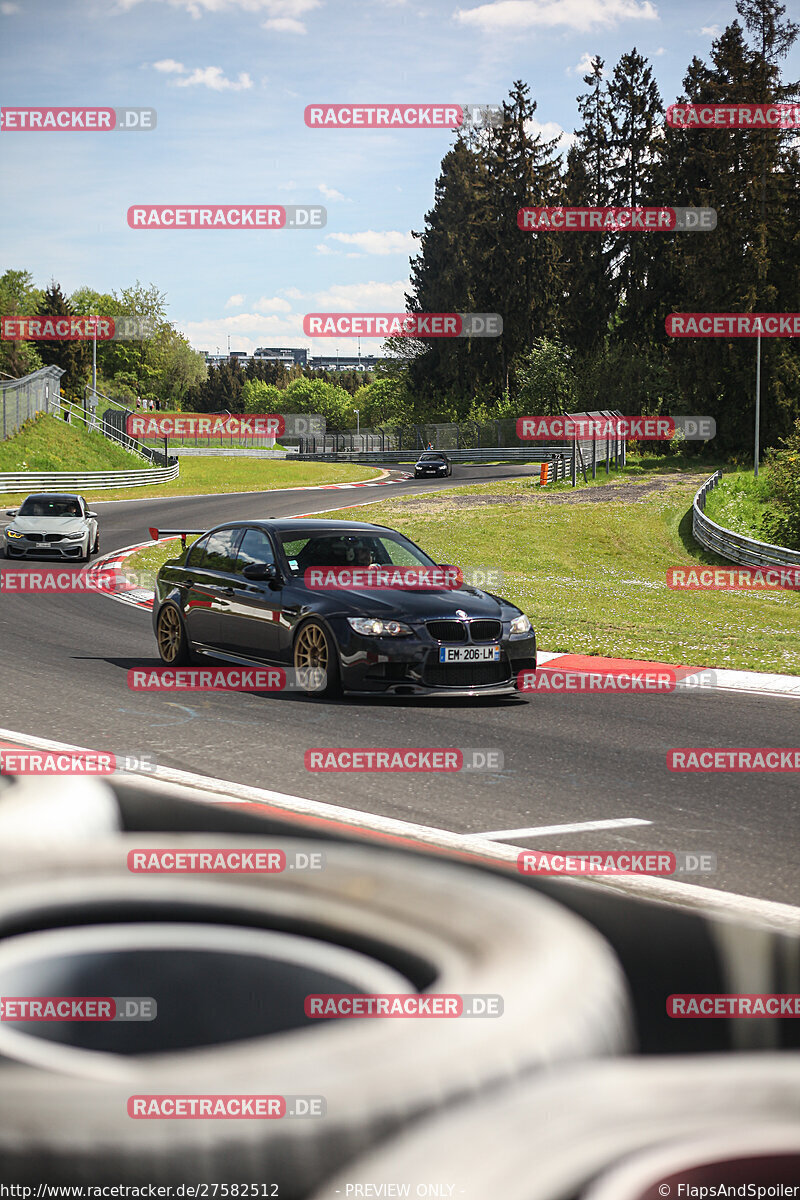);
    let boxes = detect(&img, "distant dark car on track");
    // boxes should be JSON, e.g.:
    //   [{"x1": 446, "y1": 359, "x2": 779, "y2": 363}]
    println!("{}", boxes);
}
[
  {"x1": 151, "y1": 518, "x2": 536, "y2": 698},
  {"x1": 2, "y1": 493, "x2": 99, "y2": 561},
  {"x1": 414, "y1": 452, "x2": 451, "y2": 478}
]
